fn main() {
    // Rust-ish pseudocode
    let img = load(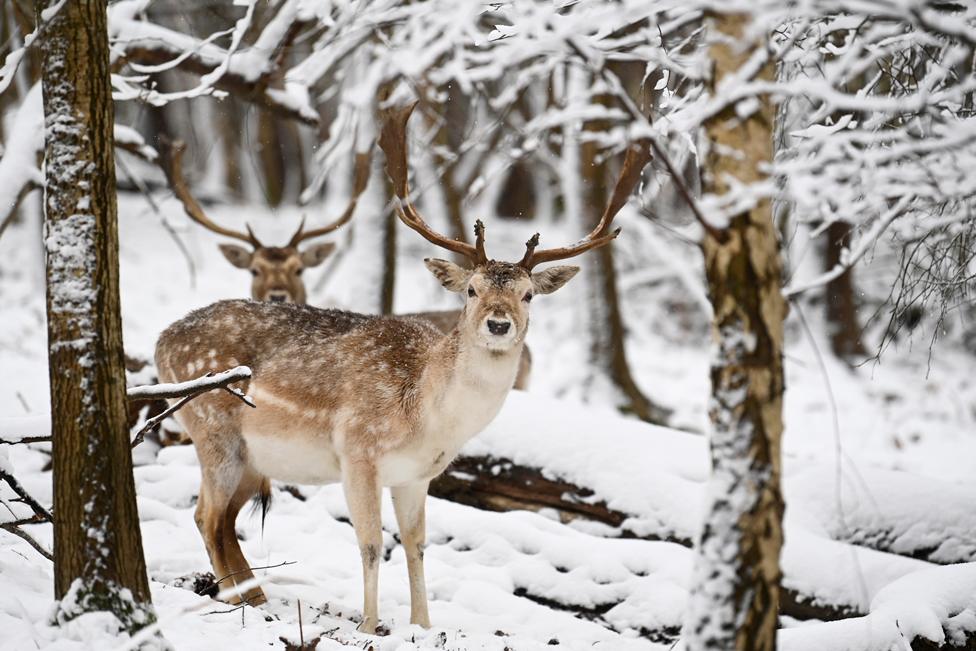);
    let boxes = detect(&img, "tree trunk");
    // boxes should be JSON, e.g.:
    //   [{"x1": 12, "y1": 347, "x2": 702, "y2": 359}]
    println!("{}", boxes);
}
[
  {"x1": 682, "y1": 13, "x2": 786, "y2": 651},
  {"x1": 257, "y1": 108, "x2": 285, "y2": 206},
  {"x1": 824, "y1": 220, "x2": 866, "y2": 358},
  {"x1": 580, "y1": 136, "x2": 672, "y2": 426},
  {"x1": 39, "y1": 0, "x2": 154, "y2": 630},
  {"x1": 380, "y1": 186, "x2": 397, "y2": 315}
]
